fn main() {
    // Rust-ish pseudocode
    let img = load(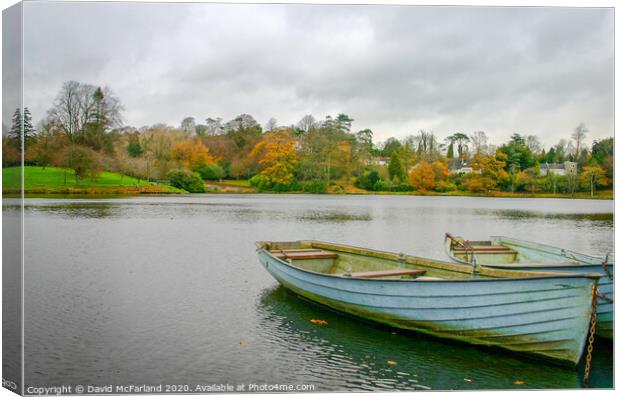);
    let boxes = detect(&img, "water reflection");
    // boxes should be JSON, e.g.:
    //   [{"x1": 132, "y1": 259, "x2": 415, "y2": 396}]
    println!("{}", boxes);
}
[{"x1": 256, "y1": 287, "x2": 589, "y2": 390}]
